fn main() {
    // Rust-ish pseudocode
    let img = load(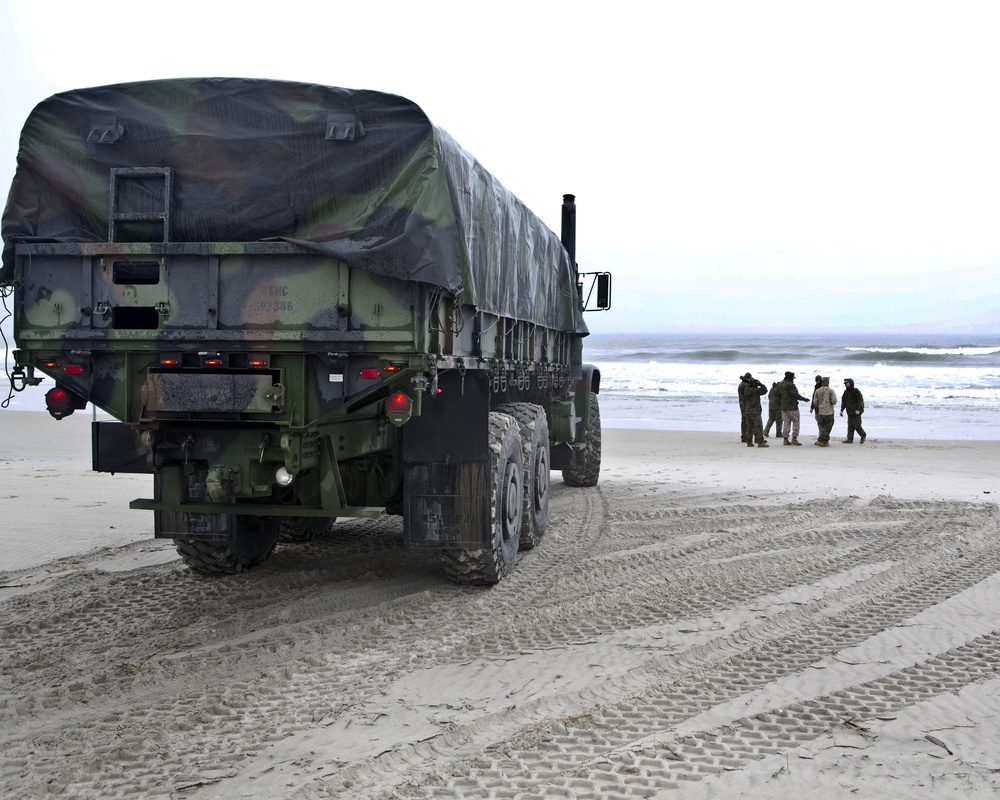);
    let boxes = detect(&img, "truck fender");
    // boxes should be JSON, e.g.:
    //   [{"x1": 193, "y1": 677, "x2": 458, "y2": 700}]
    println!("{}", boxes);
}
[{"x1": 573, "y1": 364, "x2": 601, "y2": 432}]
